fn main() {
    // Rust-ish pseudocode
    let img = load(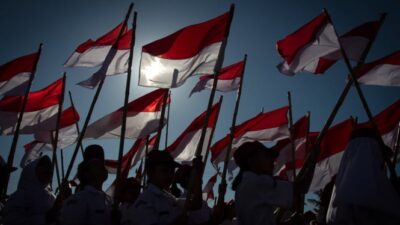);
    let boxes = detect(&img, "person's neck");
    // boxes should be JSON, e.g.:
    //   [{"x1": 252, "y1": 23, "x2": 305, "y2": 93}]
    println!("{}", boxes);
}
[{"x1": 87, "y1": 182, "x2": 102, "y2": 191}]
